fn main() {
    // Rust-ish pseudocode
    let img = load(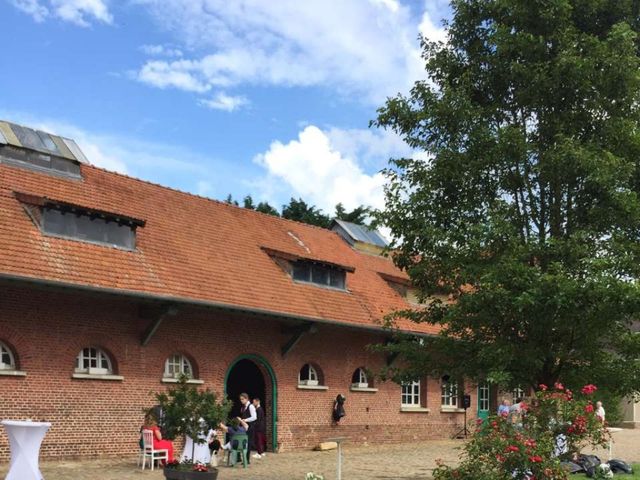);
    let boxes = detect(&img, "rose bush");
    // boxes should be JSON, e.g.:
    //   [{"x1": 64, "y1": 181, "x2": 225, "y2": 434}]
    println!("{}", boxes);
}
[{"x1": 433, "y1": 384, "x2": 610, "y2": 480}]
